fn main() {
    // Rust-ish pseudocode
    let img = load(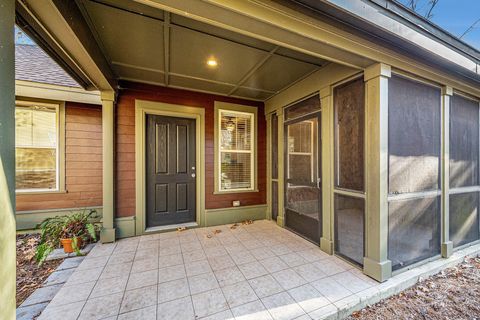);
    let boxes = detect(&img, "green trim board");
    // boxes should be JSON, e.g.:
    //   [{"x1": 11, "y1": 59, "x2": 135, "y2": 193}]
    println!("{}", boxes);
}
[
  {"x1": 16, "y1": 207, "x2": 103, "y2": 230},
  {"x1": 205, "y1": 204, "x2": 267, "y2": 227},
  {"x1": 115, "y1": 216, "x2": 136, "y2": 238},
  {"x1": 135, "y1": 100, "x2": 206, "y2": 235}
]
